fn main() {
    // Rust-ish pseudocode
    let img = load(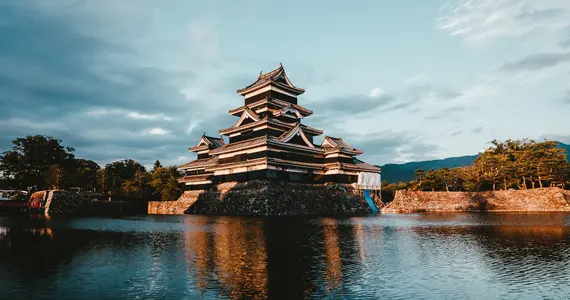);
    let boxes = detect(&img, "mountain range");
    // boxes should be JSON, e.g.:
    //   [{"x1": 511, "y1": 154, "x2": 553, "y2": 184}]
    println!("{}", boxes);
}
[{"x1": 379, "y1": 142, "x2": 570, "y2": 183}]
